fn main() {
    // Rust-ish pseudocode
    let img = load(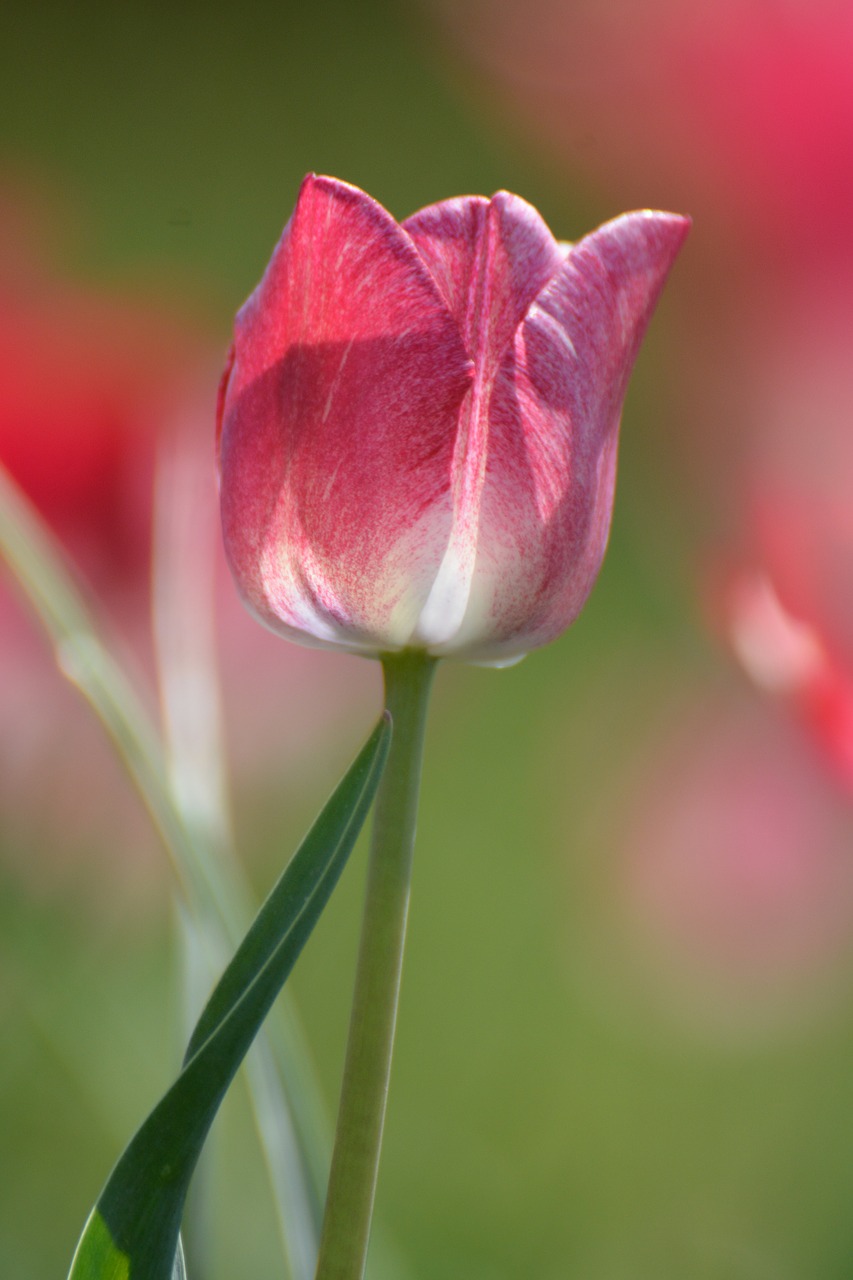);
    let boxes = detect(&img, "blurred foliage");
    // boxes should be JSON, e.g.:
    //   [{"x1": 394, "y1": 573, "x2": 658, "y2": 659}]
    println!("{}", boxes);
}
[
  {"x1": 3, "y1": 2, "x2": 853, "y2": 1279},
  {"x1": 2, "y1": 0, "x2": 564, "y2": 309}
]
